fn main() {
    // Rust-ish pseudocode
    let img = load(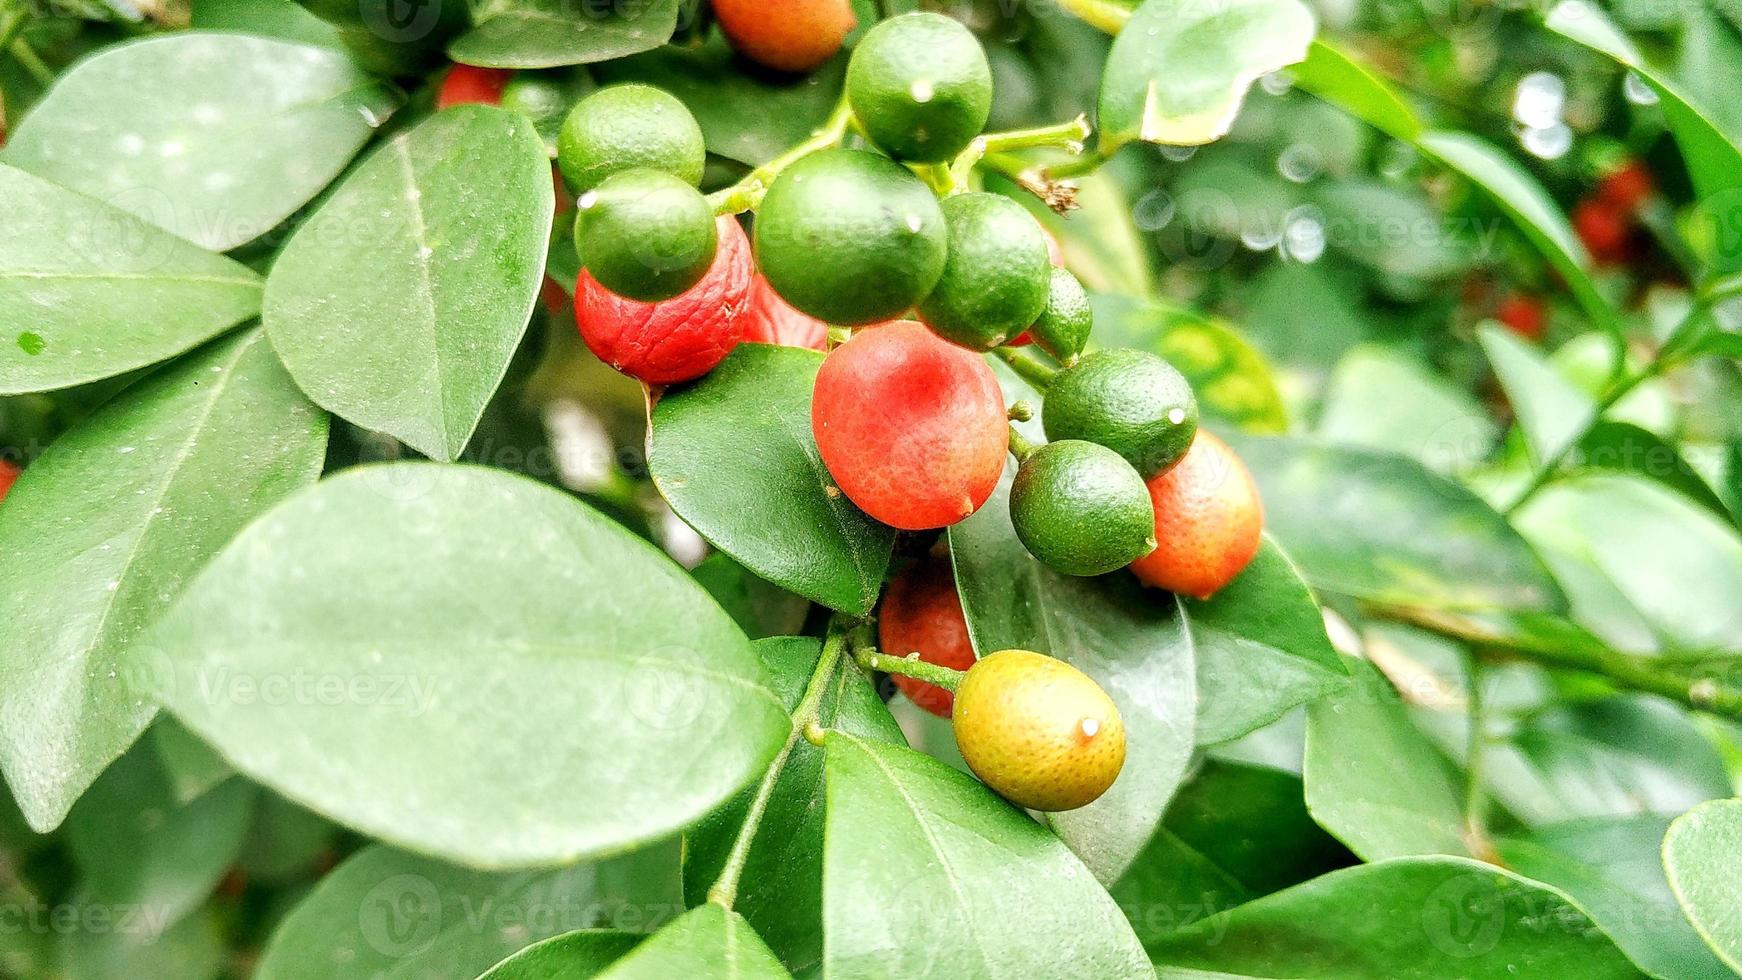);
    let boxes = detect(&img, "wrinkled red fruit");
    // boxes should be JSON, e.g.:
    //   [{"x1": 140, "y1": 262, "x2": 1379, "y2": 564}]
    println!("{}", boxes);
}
[
  {"x1": 437, "y1": 65, "x2": 512, "y2": 109},
  {"x1": 1496, "y1": 291, "x2": 1545, "y2": 341},
  {"x1": 1573, "y1": 199, "x2": 1633, "y2": 265},
  {"x1": 742, "y1": 275, "x2": 828, "y2": 350},
  {"x1": 576, "y1": 216, "x2": 753, "y2": 384},
  {"x1": 1598, "y1": 160, "x2": 1653, "y2": 212},
  {"x1": 878, "y1": 558, "x2": 977, "y2": 717},
  {"x1": 0, "y1": 460, "x2": 17, "y2": 501},
  {"x1": 812, "y1": 320, "x2": 1008, "y2": 529}
]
